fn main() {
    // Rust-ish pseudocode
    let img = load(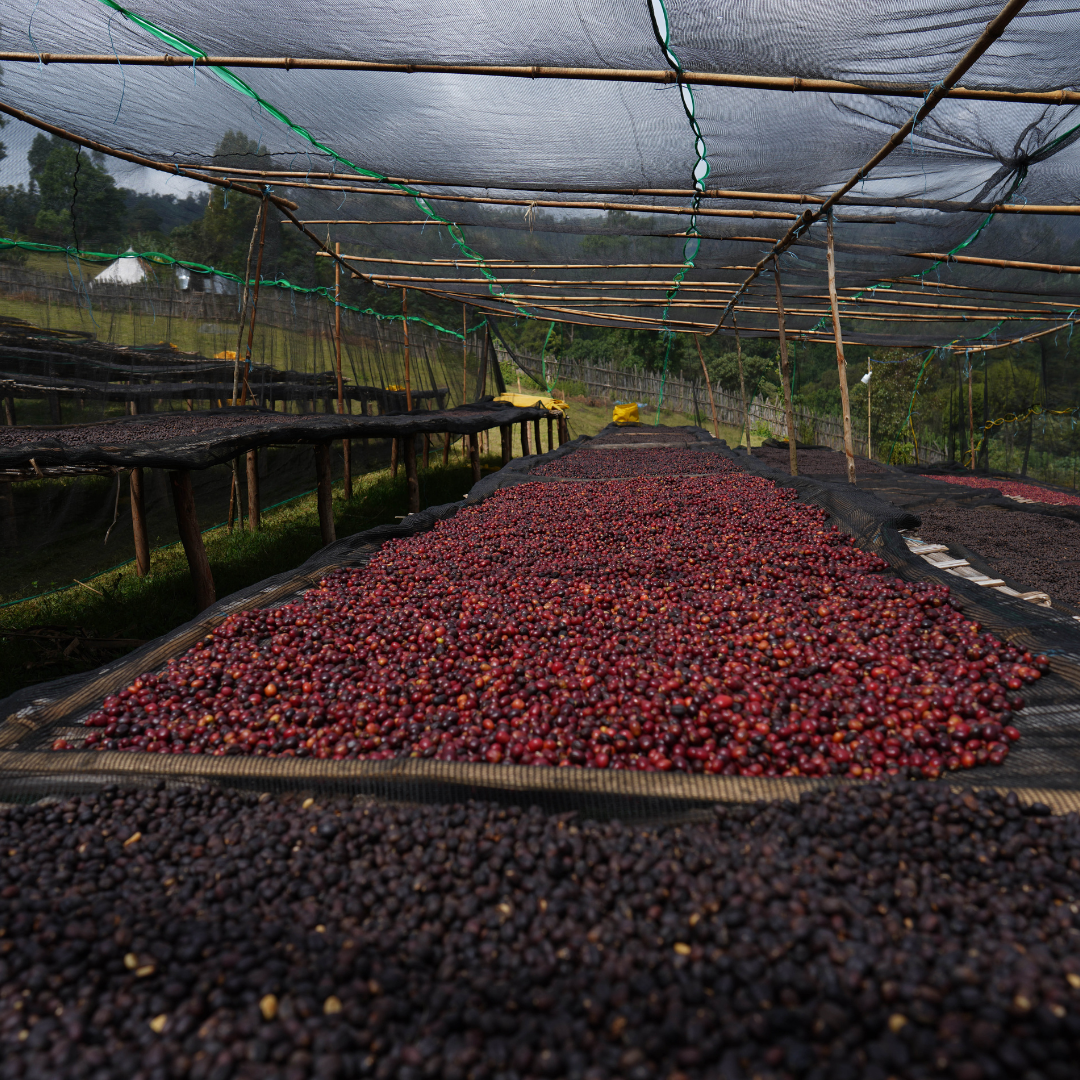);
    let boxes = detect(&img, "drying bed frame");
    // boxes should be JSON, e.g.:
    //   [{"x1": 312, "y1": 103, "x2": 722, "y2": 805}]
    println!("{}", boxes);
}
[{"x1": 2, "y1": 424, "x2": 1080, "y2": 816}]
